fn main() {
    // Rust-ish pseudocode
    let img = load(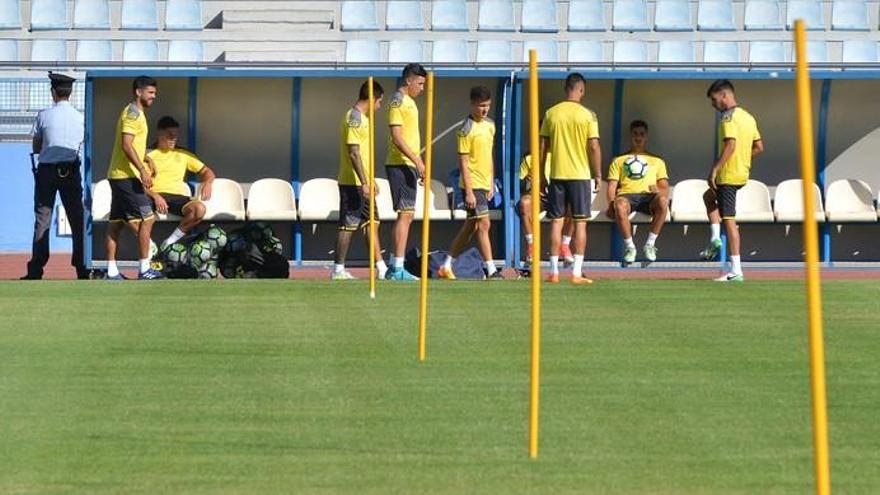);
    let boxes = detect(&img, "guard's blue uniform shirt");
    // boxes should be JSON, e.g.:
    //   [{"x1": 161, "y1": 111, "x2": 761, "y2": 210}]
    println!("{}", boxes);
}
[{"x1": 31, "y1": 100, "x2": 84, "y2": 164}]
